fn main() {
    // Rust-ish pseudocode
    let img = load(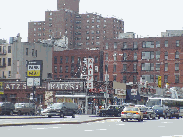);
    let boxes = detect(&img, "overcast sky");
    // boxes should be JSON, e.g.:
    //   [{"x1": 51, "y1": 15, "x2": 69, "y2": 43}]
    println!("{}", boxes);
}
[{"x1": 1, "y1": 0, "x2": 183, "y2": 42}]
